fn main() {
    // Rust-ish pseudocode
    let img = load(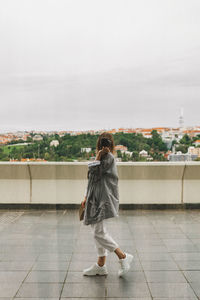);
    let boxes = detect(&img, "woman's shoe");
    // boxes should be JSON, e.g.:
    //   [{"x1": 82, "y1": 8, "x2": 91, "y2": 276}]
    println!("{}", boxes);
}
[
  {"x1": 118, "y1": 252, "x2": 133, "y2": 277},
  {"x1": 83, "y1": 262, "x2": 108, "y2": 276}
]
